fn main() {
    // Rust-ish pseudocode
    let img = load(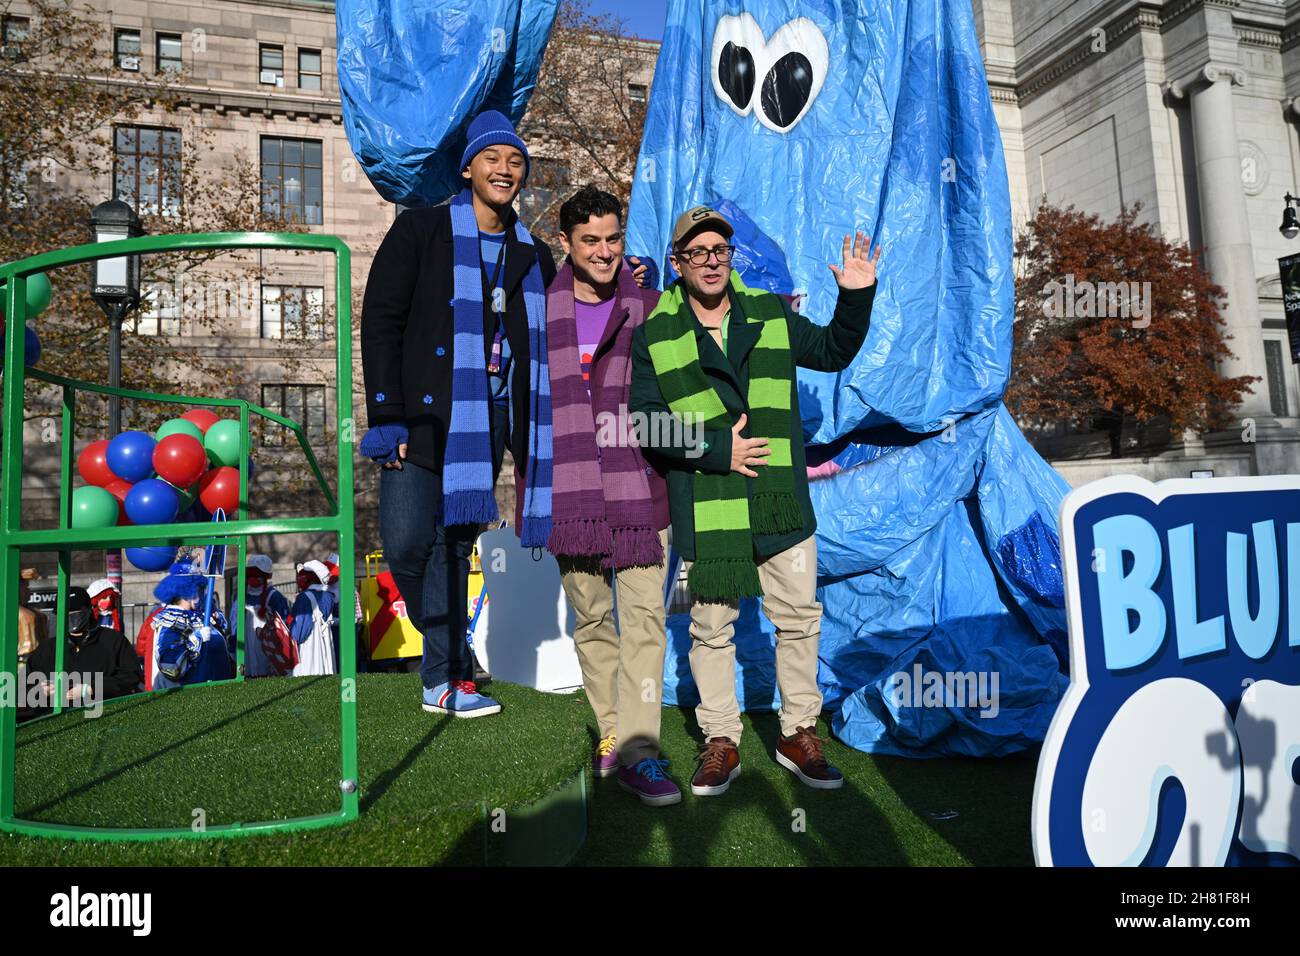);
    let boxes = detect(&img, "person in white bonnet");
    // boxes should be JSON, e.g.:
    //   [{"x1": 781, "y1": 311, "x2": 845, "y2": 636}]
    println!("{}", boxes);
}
[
  {"x1": 86, "y1": 578, "x2": 122, "y2": 632},
  {"x1": 290, "y1": 559, "x2": 338, "y2": 676}
]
